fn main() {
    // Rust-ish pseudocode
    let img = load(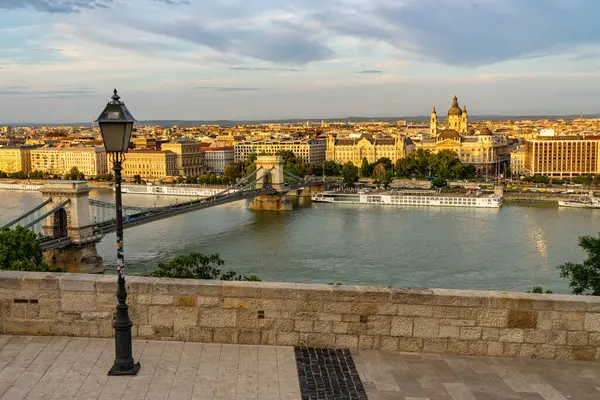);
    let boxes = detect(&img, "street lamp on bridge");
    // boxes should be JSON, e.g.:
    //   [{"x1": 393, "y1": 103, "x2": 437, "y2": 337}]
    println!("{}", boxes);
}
[{"x1": 96, "y1": 89, "x2": 140, "y2": 376}]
